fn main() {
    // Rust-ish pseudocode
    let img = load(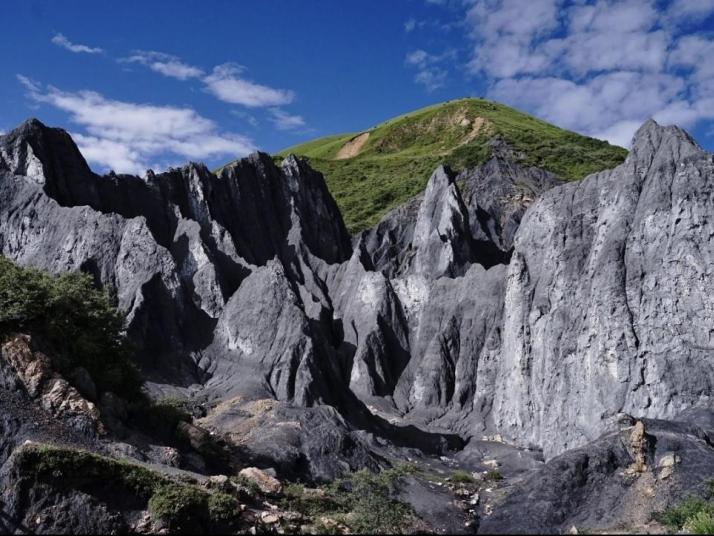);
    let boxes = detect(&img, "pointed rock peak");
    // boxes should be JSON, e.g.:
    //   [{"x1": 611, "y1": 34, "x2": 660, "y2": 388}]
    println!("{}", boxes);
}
[
  {"x1": 412, "y1": 164, "x2": 475, "y2": 278},
  {"x1": 350, "y1": 235, "x2": 376, "y2": 272},
  {"x1": 425, "y1": 165, "x2": 455, "y2": 191},
  {"x1": 629, "y1": 118, "x2": 702, "y2": 168},
  {"x1": 0, "y1": 117, "x2": 93, "y2": 188},
  {"x1": 281, "y1": 153, "x2": 301, "y2": 169},
  {"x1": 221, "y1": 151, "x2": 278, "y2": 179},
  {"x1": 8, "y1": 117, "x2": 48, "y2": 137}
]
